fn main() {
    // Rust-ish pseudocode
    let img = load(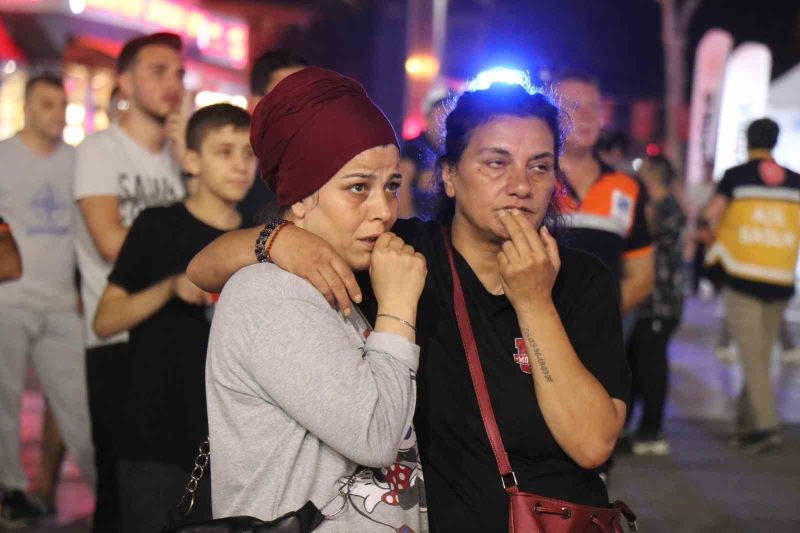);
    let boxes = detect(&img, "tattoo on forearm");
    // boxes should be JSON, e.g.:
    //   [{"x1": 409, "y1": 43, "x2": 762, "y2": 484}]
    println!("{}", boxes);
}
[{"x1": 521, "y1": 328, "x2": 554, "y2": 382}]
